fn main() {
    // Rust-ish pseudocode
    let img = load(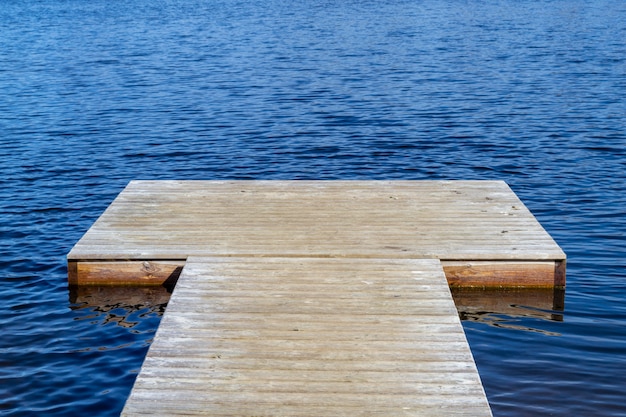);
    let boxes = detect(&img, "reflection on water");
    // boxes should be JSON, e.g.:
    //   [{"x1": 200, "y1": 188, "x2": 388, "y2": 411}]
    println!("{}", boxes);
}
[
  {"x1": 70, "y1": 284, "x2": 567, "y2": 333},
  {"x1": 452, "y1": 287, "x2": 565, "y2": 335},
  {"x1": 1, "y1": 0, "x2": 625, "y2": 415},
  {"x1": 70, "y1": 286, "x2": 171, "y2": 329}
]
